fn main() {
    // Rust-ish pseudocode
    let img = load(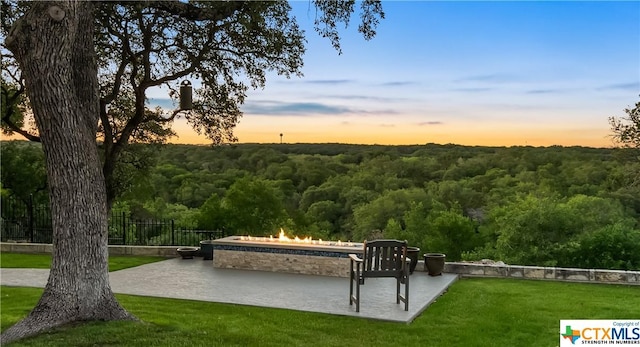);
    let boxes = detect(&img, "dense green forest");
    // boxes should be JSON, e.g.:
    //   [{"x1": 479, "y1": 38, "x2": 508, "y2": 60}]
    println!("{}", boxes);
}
[{"x1": 2, "y1": 140, "x2": 639, "y2": 270}]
